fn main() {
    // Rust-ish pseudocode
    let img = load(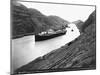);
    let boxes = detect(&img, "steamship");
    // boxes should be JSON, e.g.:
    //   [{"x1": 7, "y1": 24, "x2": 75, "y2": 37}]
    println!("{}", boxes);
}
[{"x1": 35, "y1": 29, "x2": 67, "y2": 41}]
